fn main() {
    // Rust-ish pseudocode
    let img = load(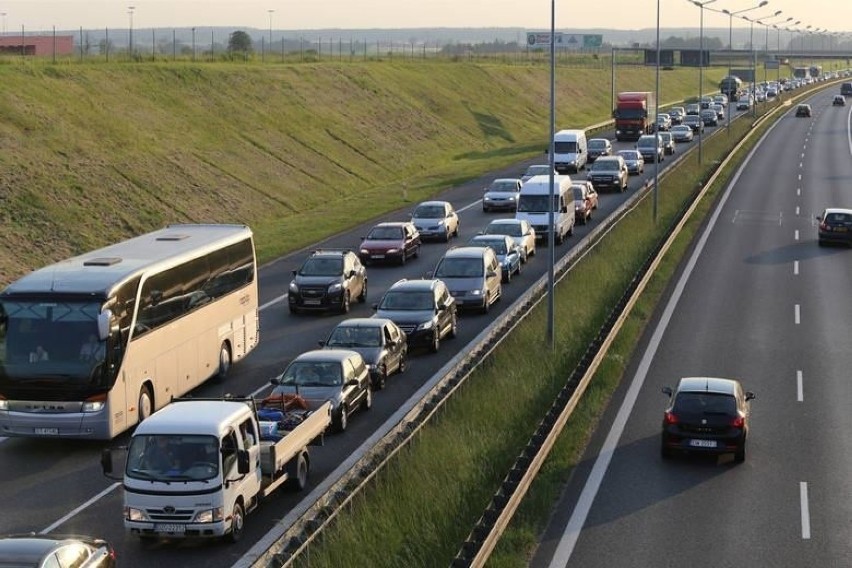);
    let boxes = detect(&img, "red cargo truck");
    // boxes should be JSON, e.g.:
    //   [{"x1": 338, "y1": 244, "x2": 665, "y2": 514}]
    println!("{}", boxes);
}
[{"x1": 613, "y1": 91, "x2": 656, "y2": 142}]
